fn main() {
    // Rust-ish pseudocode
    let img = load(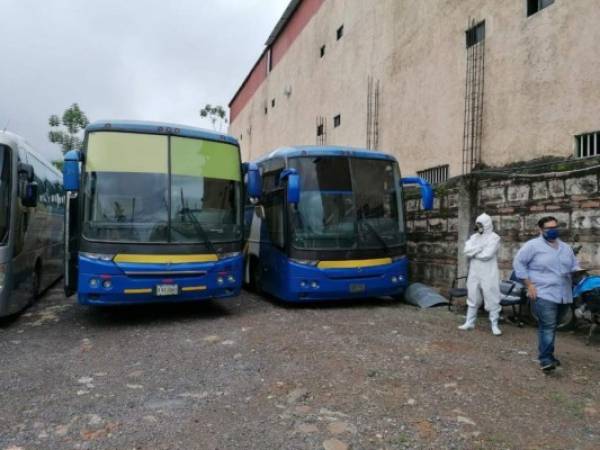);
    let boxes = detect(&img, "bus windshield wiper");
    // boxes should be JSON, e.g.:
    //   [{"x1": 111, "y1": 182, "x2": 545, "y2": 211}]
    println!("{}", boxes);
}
[
  {"x1": 359, "y1": 219, "x2": 389, "y2": 254},
  {"x1": 178, "y1": 190, "x2": 216, "y2": 254}
]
